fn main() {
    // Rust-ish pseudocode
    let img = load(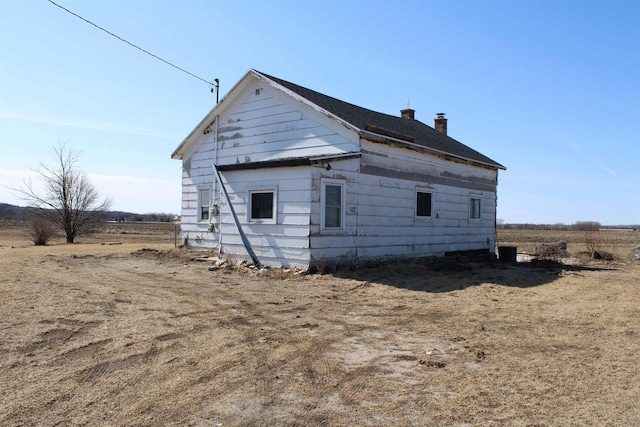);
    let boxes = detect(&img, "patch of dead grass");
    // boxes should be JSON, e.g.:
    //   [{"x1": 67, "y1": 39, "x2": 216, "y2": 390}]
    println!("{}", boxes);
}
[{"x1": 1, "y1": 225, "x2": 638, "y2": 425}]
